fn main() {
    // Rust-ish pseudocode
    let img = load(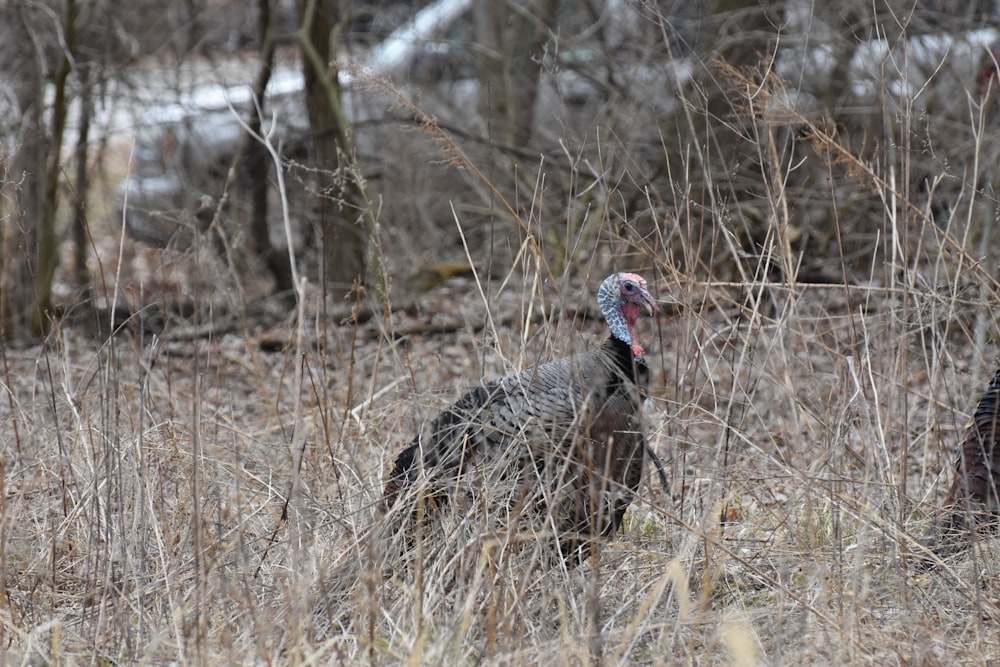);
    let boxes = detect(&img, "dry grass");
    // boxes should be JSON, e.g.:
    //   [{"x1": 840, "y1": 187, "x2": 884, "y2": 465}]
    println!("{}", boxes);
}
[
  {"x1": 6, "y1": 26, "x2": 1000, "y2": 667},
  {"x1": 3, "y1": 252, "x2": 1000, "y2": 664}
]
